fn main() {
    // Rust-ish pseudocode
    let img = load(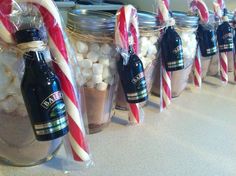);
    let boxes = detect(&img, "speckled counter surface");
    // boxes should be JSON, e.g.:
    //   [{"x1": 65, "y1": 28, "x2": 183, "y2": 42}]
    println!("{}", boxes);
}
[{"x1": 1, "y1": 76, "x2": 236, "y2": 176}]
